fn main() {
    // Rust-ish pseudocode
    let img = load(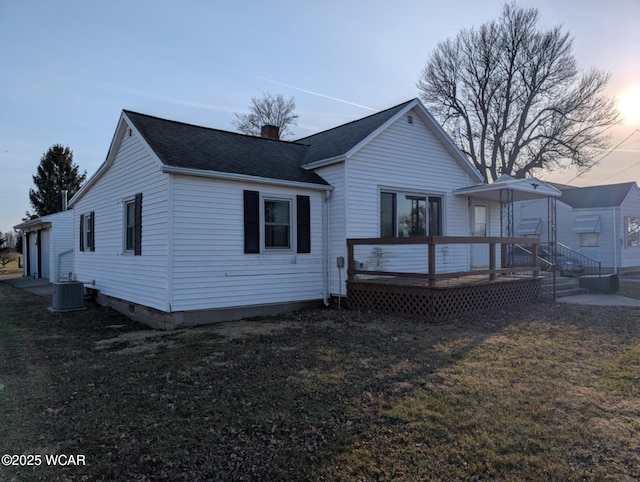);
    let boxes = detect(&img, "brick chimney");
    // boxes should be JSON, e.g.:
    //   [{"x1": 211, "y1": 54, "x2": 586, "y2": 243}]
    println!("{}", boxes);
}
[{"x1": 260, "y1": 125, "x2": 280, "y2": 140}]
